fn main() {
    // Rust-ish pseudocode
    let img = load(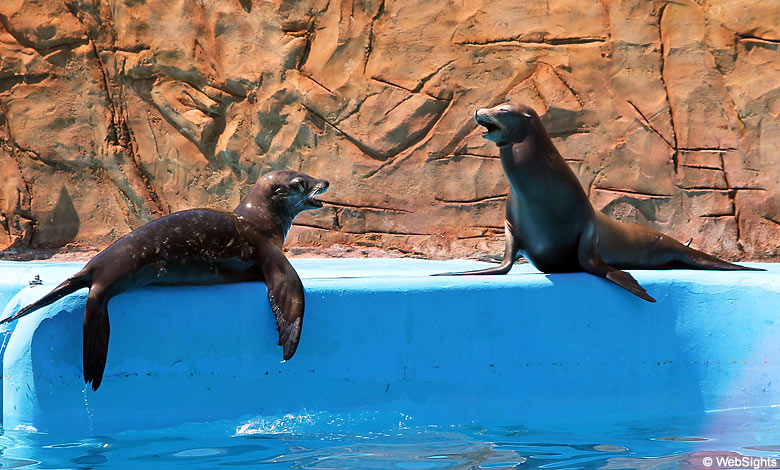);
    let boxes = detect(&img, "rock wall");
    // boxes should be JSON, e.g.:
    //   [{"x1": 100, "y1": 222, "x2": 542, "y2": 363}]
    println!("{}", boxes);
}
[{"x1": 1, "y1": 0, "x2": 778, "y2": 261}]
